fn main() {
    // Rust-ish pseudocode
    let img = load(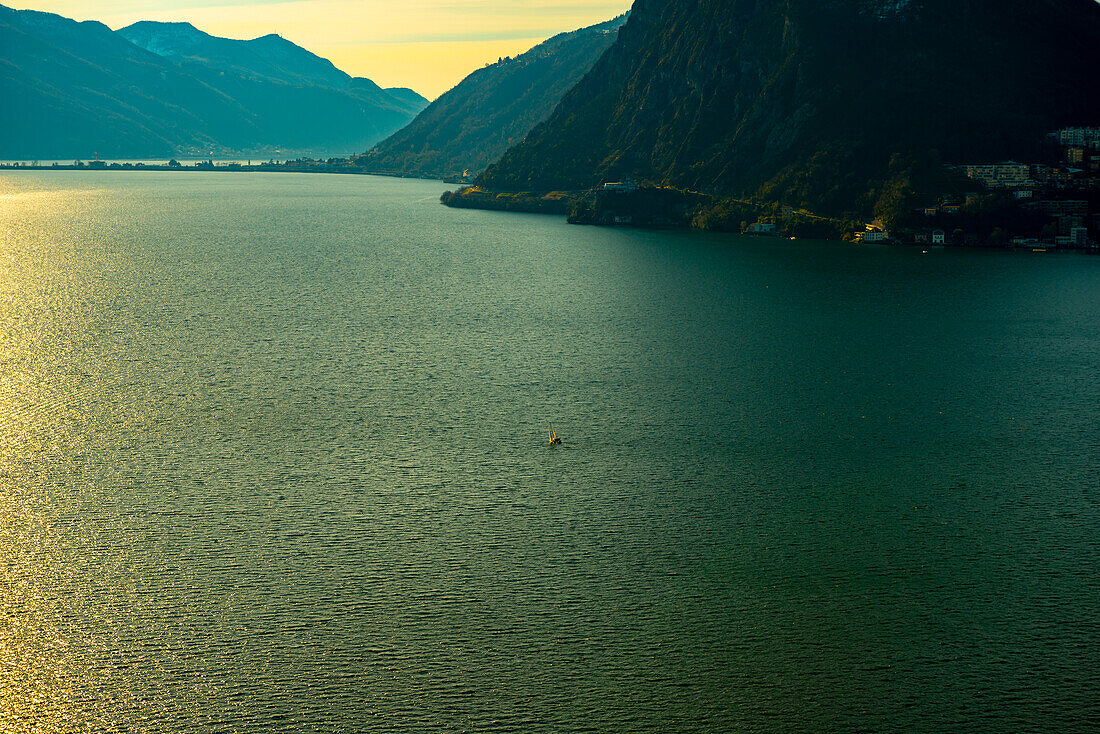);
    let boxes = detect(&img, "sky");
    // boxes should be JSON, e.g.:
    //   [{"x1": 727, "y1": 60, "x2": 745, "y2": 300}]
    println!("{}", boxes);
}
[{"x1": 17, "y1": 0, "x2": 633, "y2": 98}]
